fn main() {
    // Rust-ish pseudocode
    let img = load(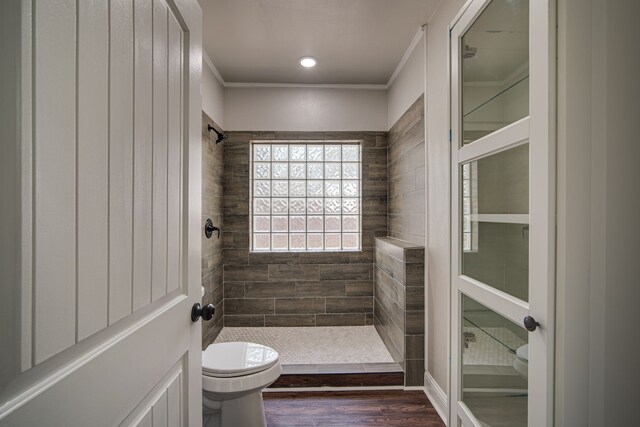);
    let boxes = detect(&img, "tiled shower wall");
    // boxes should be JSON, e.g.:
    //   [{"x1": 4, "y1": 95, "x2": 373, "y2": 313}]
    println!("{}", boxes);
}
[
  {"x1": 202, "y1": 112, "x2": 224, "y2": 346},
  {"x1": 374, "y1": 237, "x2": 425, "y2": 386},
  {"x1": 222, "y1": 131, "x2": 388, "y2": 327},
  {"x1": 388, "y1": 95, "x2": 425, "y2": 245}
]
